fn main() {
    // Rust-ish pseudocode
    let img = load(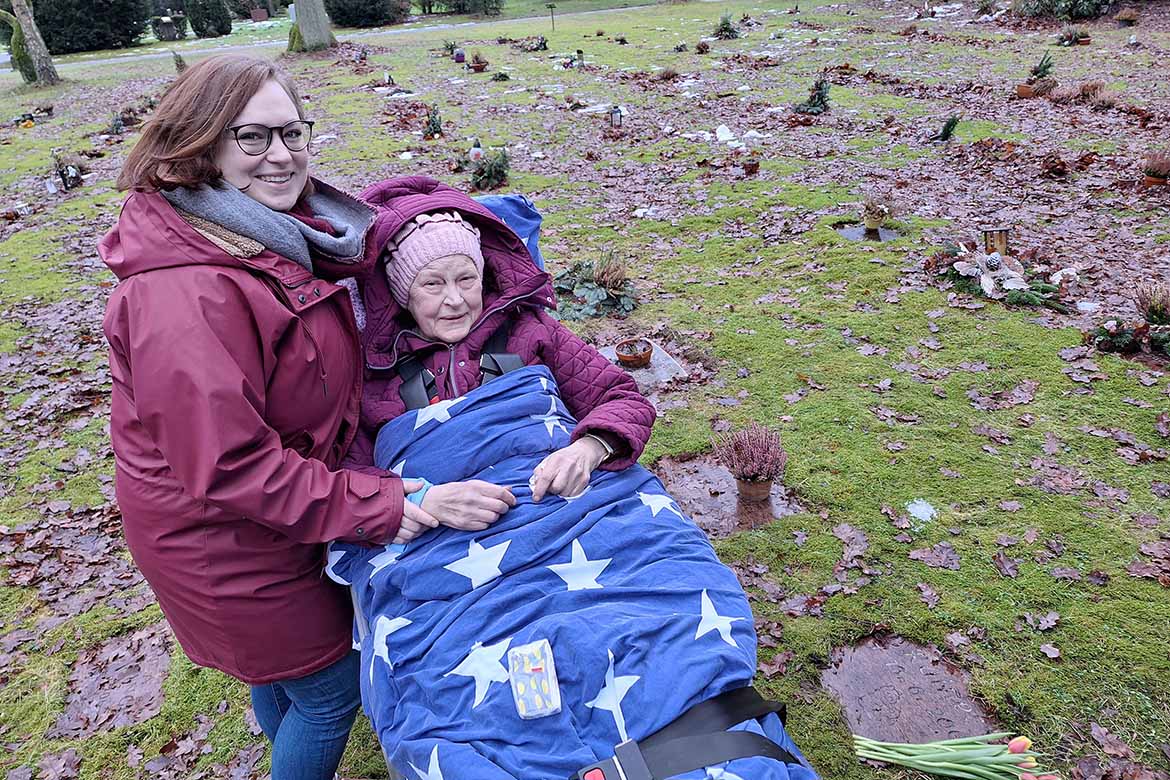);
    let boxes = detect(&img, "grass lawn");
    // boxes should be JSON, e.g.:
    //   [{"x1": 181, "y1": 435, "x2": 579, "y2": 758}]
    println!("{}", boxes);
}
[{"x1": 1, "y1": 0, "x2": 1168, "y2": 778}]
